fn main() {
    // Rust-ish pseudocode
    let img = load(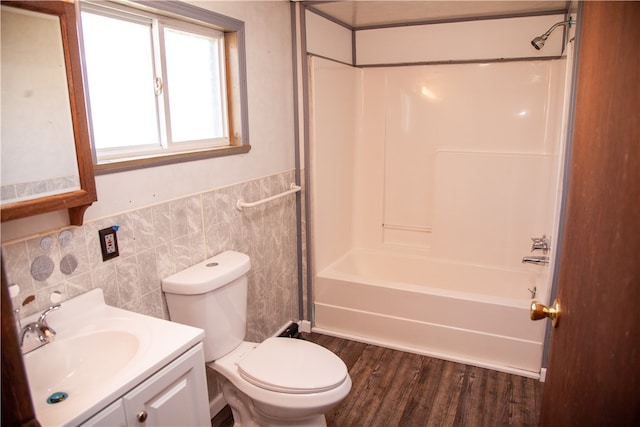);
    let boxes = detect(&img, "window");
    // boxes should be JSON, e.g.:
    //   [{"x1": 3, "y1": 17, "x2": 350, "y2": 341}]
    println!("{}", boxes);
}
[{"x1": 79, "y1": 1, "x2": 249, "y2": 172}]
